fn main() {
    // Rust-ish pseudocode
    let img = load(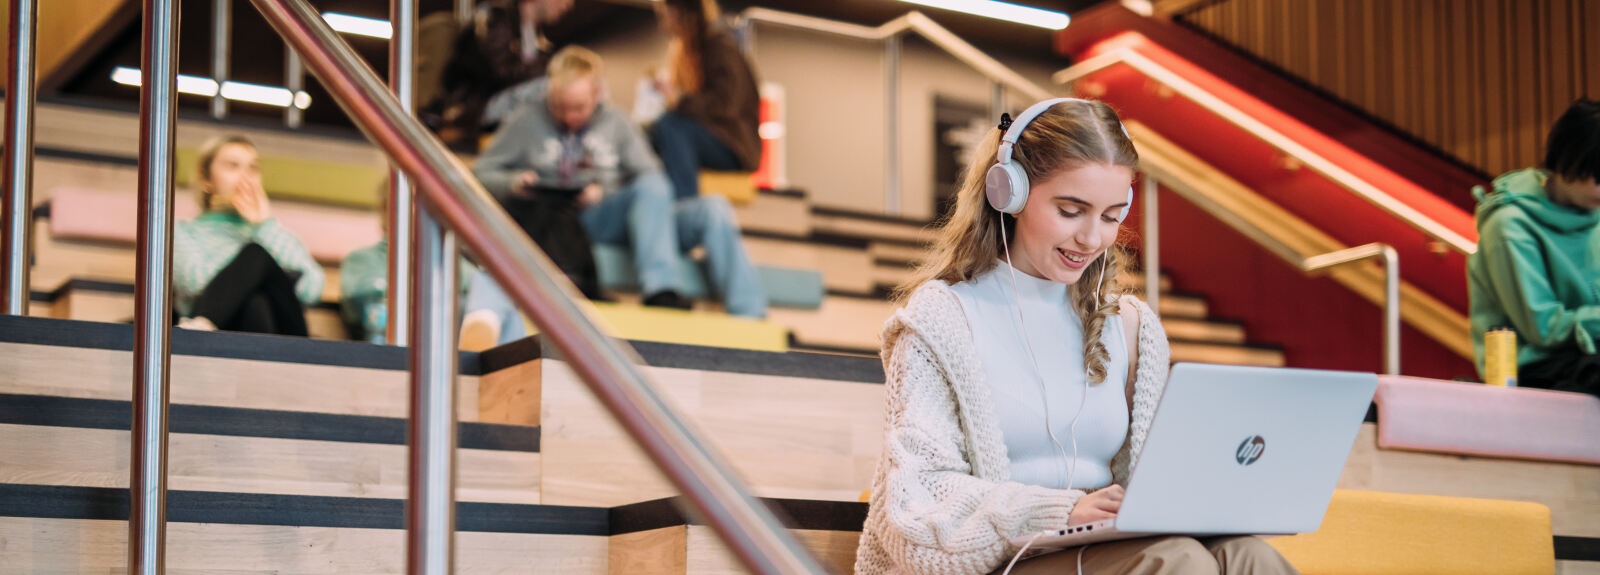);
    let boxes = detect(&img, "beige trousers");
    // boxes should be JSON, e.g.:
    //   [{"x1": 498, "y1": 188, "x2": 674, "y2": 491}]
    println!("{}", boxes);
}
[{"x1": 1003, "y1": 535, "x2": 1301, "y2": 575}]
